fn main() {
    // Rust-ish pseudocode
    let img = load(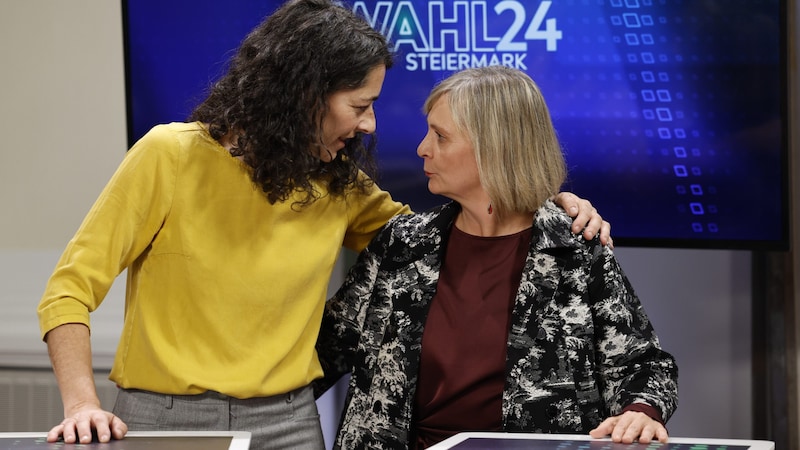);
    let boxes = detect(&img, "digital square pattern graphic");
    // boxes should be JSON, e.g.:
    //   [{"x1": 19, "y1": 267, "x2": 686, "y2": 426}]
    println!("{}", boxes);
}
[{"x1": 124, "y1": 0, "x2": 785, "y2": 248}]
